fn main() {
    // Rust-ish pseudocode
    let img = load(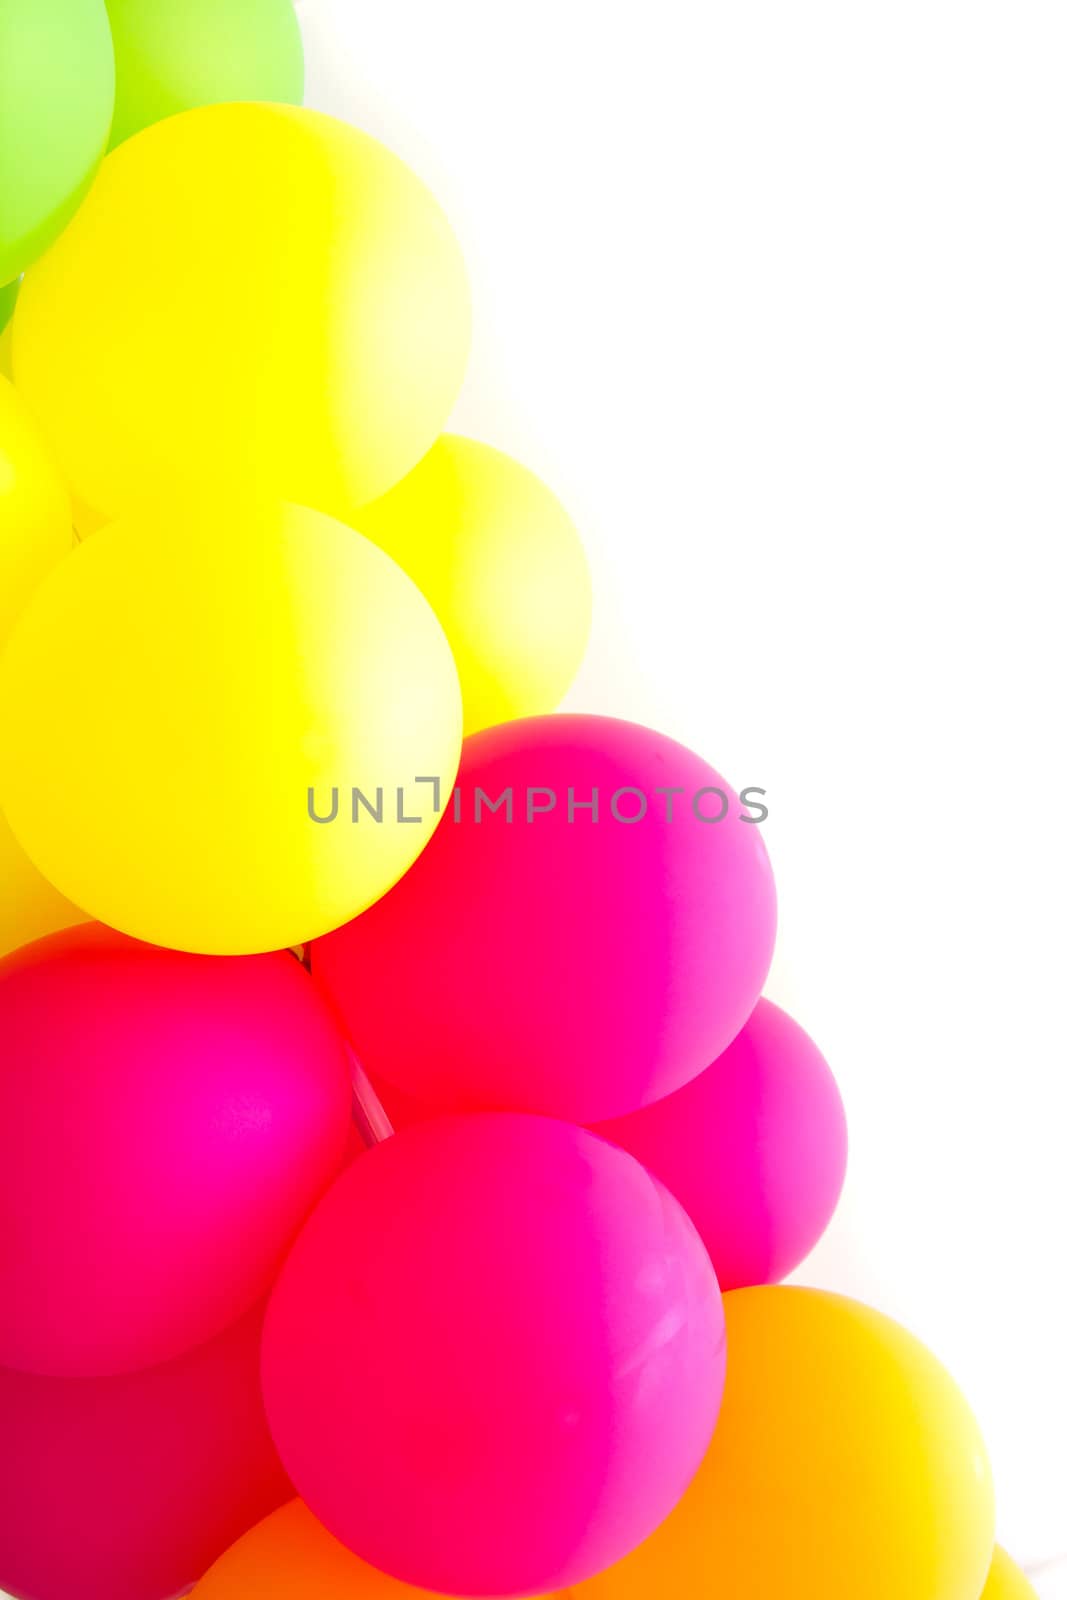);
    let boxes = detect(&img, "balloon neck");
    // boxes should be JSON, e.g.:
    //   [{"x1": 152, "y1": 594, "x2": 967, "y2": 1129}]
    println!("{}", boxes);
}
[
  {"x1": 349, "y1": 1049, "x2": 395, "y2": 1148},
  {"x1": 290, "y1": 945, "x2": 394, "y2": 1146}
]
